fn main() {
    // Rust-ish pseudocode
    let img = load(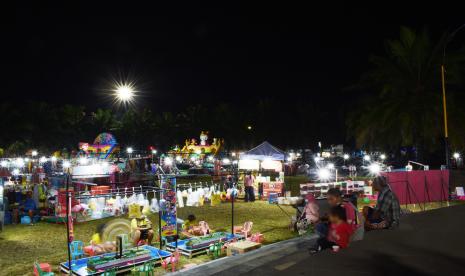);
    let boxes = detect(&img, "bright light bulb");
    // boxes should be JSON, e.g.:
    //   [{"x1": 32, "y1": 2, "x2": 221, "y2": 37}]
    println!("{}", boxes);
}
[
  {"x1": 79, "y1": 157, "x2": 88, "y2": 165},
  {"x1": 165, "y1": 157, "x2": 173, "y2": 166},
  {"x1": 127, "y1": 147, "x2": 133, "y2": 154},
  {"x1": 363, "y1": 155, "x2": 371, "y2": 161},
  {"x1": 453, "y1": 152, "x2": 460, "y2": 159},
  {"x1": 380, "y1": 154, "x2": 386, "y2": 160},
  {"x1": 327, "y1": 163, "x2": 335, "y2": 170},
  {"x1": 231, "y1": 152, "x2": 236, "y2": 157},
  {"x1": 40, "y1": 156, "x2": 47, "y2": 163},
  {"x1": 31, "y1": 150, "x2": 38, "y2": 157},
  {"x1": 343, "y1": 154, "x2": 350, "y2": 160},
  {"x1": 317, "y1": 168, "x2": 331, "y2": 180},
  {"x1": 151, "y1": 149, "x2": 157, "y2": 155},
  {"x1": 114, "y1": 84, "x2": 135, "y2": 102},
  {"x1": 368, "y1": 163, "x2": 381, "y2": 175}
]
